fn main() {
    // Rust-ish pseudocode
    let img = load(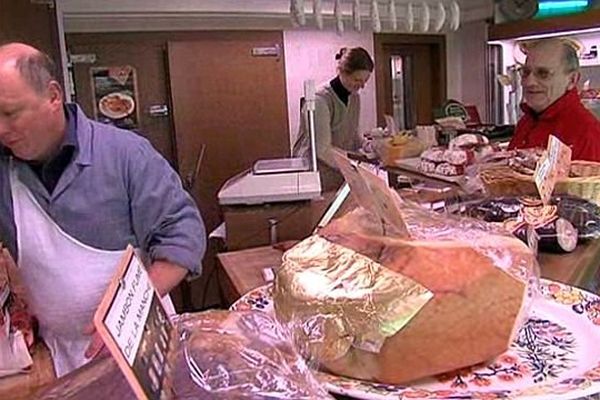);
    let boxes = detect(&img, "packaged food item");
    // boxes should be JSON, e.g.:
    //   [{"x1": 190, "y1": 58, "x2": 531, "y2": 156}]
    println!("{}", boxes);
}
[
  {"x1": 38, "y1": 310, "x2": 332, "y2": 400},
  {"x1": 461, "y1": 194, "x2": 600, "y2": 248},
  {"x1": 512, "y1": 217, "x2": 578, "y2": 253},
  {"x1": 374, "y1": 132, "x2": 425, "y2": 166},
  {"x1": 418, "y1": 134, "x2": 499, "y2": 176},
  {"x1": 171, "y1": 311, "x2": 332, "y2": 399},
  {"x1": 274, "y1": 202, "x2": 539, "y2": 384},
  {"x1": 0, "y1": 248, "x2": 34, "y2": 378}
]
